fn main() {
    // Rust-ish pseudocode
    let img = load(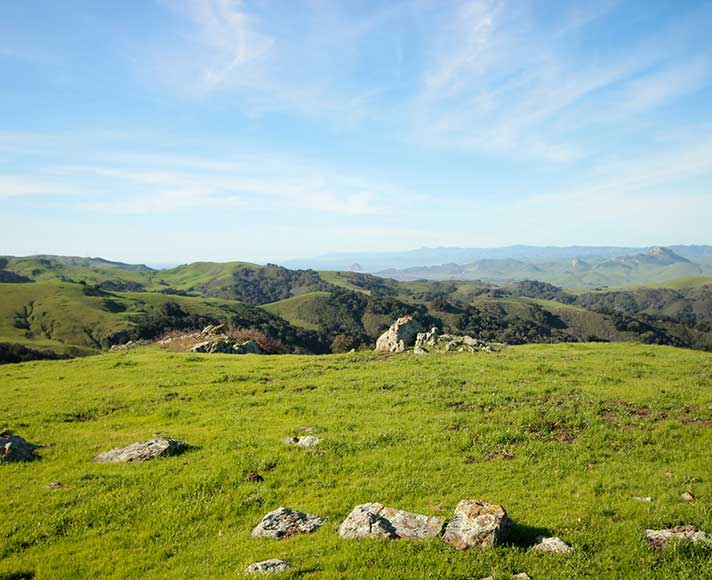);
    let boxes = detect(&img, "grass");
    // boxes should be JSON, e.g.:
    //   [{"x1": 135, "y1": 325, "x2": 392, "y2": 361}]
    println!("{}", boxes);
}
[
  {"x1": 0, "y1": 281, "x2": 285, "y2": 352},
  {"x1": 262, "y1": 292, "x2": 333, "y2": 331},
  {"x1": 1, "y1": 343, "x2": 712, "y2": 579}
]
